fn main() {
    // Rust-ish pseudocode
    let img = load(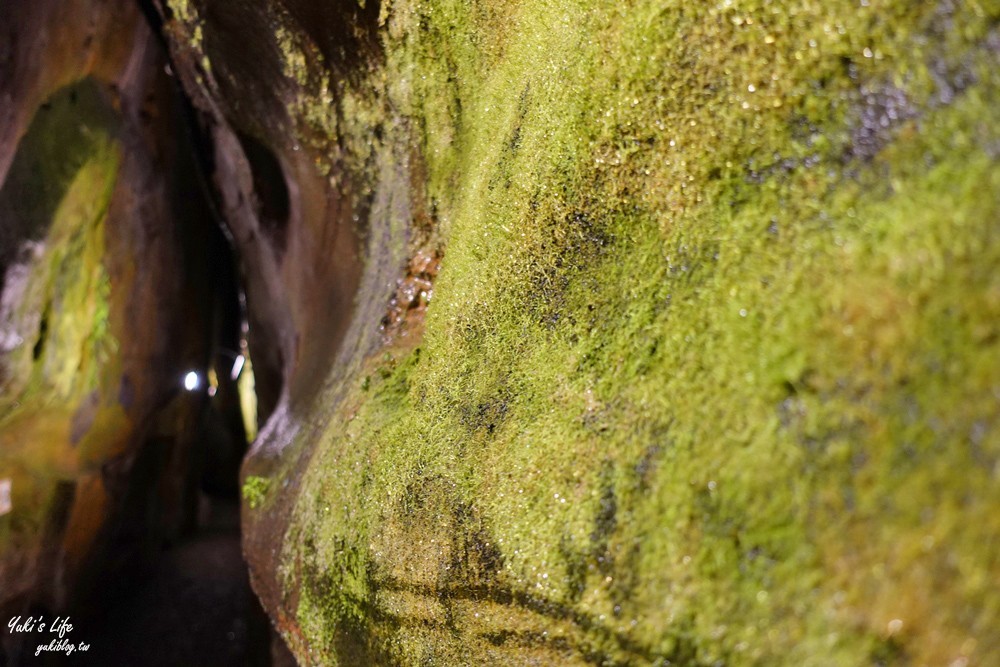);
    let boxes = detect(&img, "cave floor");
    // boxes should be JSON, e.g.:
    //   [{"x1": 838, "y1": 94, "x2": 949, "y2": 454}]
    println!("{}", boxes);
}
[{"x1": 31, "y1": 499, "x2": 293, "y2": 667}]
